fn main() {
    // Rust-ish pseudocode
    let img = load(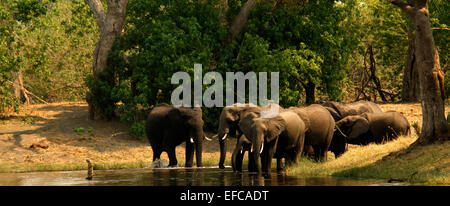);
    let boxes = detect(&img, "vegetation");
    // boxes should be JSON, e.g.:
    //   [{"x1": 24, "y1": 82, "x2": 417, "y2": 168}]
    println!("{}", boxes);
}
[
  {"x1": 0, "y1": 0, "x2": 448, "y2": 184},
  {"x1": 286, "y1": 136, "x2": 449, "y2": 185},
  {"x1": 0, "y1": 0, "x2": 96, "y2": 109}
]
